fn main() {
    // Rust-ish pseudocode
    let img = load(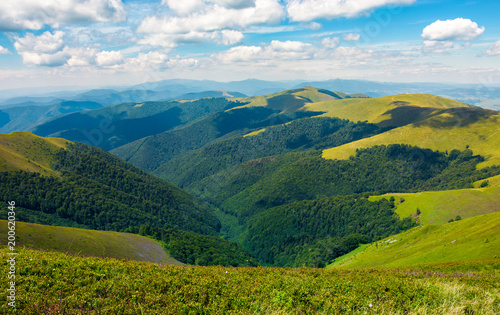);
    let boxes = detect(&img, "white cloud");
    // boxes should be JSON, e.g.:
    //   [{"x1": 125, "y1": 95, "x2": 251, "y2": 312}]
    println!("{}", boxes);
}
[
  {"x1": 14, "y1": 31, "x2": 126, "y2": 68},
  {"x1": 66, "y1": 47, "x2": 99, "y2": 66},
  {"x1": 215, "y1": 40, "x2": 315, "y2": 62},
  {"x1": 15, "y1": 31, "x2": 65, "y2": 54},
  {"x1": 212, "y1": 30, "x2": 245, "y2": 45},
  {"x1": 342, "y1": 33, "x2": 360, "y2": 41},
  {"x1": 138, "y1": 0, "x2": 284, "y2": 47},
  {"x1": 286, "y1": 0, "x2": 415, "y2": 22},
  {"x1": 0, "y1": 46, "x2": 11, "y2": 54},
  {"x1": 422, "y1": 18, "x2": 484, "y2": 41},
  {"x1": 163, "y1": 0, "x2": 205, "y2": 16},
  {"x1": 321, "y1": 37, "x2": 340, "y2": 49},
  {"x1": 0, "y1": 0, "x2": 126, "y2": 31},
  {"x1": 422, "y1": 40, "x2": 454, "y2": 53},
  {"x1": 14, "y1": 31, "x2": 69, "y2": 66},
  {"x1": 125, "y1": 51, "x2": 198, "y2": 71},
  {"x1": 486, "y1": 40, "x2": 500, "y2": 56},
  {"x1": 305, "y1": 22, "x2": 322, "y2": 30},
  {"x1": 163, "y1": 0, "x2": 256, "y2": 15},
  {"x1": 216, "y1": 45, "x2": 263, "y2": 62},
  {"x1": 96, "y1": 50, "x2": 124, "y2": 66}
]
